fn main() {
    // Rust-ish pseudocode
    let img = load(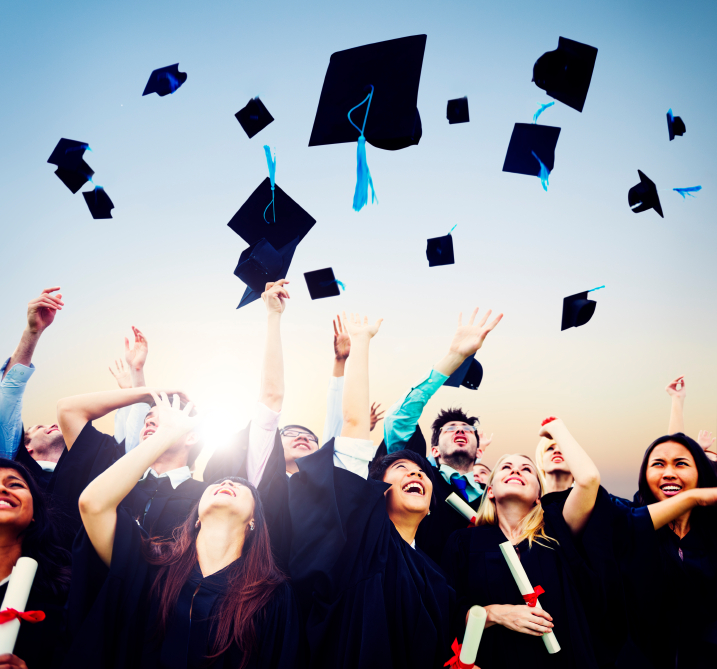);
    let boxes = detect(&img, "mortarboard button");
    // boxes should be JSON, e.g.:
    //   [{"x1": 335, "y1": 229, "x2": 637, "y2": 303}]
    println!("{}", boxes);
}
[
  {"x1": 48, "y1": 139, "x2": 94, "y2": 193},
  {"x1": 426, "y1": 231, "x2": 455, "y2": 267},
  {"x1": 667, "y1": 109, "x2": 686, "y2": 141},
  {"x1": 628, "y1": 170, "x2": 663, "y2": 218},
  {"x1": 444, "y1": 355, "x2": 484, "y2": 390},
  {"x1": 503, "y1": 123, "x2": 561, "y2": 189},
  {"x1": 235, "y1": 98, "x2": 275, "y2": 139},
  {"x1": 561, "y1": 289, "x2": 602, "y2": 331},
  {"x1": 82, "y1": 186, "x2": 114, "y2": 219},
  {"x1": 304, "y1": 268, "x2": 344, "y2": 300},
  {"x1": 309, "y1": 34, "x2": 427, "y2": 151},
  {"x1": 447, "y1": 97, "x2": 470, "y2": 124},
  {"x1": 533, "y1": 37, "x2": 598, "y2": 112},
  {"x1": 142, "y1": 64, "x2": 187, "y2": 97}
]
